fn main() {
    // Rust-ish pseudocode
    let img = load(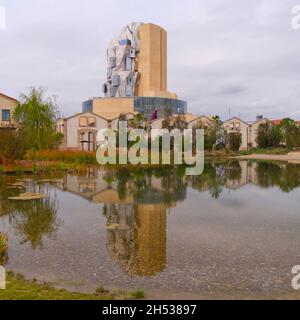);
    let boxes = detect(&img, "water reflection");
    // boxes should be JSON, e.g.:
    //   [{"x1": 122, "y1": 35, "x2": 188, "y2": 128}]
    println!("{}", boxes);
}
[
  {"x1": 103, "y1": 203, "x2": 167, "y2": 276},
  {"x1": 1, "y1": 160, "x2": 300, "y2": 280},
  {"x1": 59, "y1": 167, "x2": 184, "y2": 276},
  {"x1": 57, "y1": 161, "x2": 300, "y2": 276},
  {"x1": 0, "y1": 177, "x2": 61, "y2": 249}
]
